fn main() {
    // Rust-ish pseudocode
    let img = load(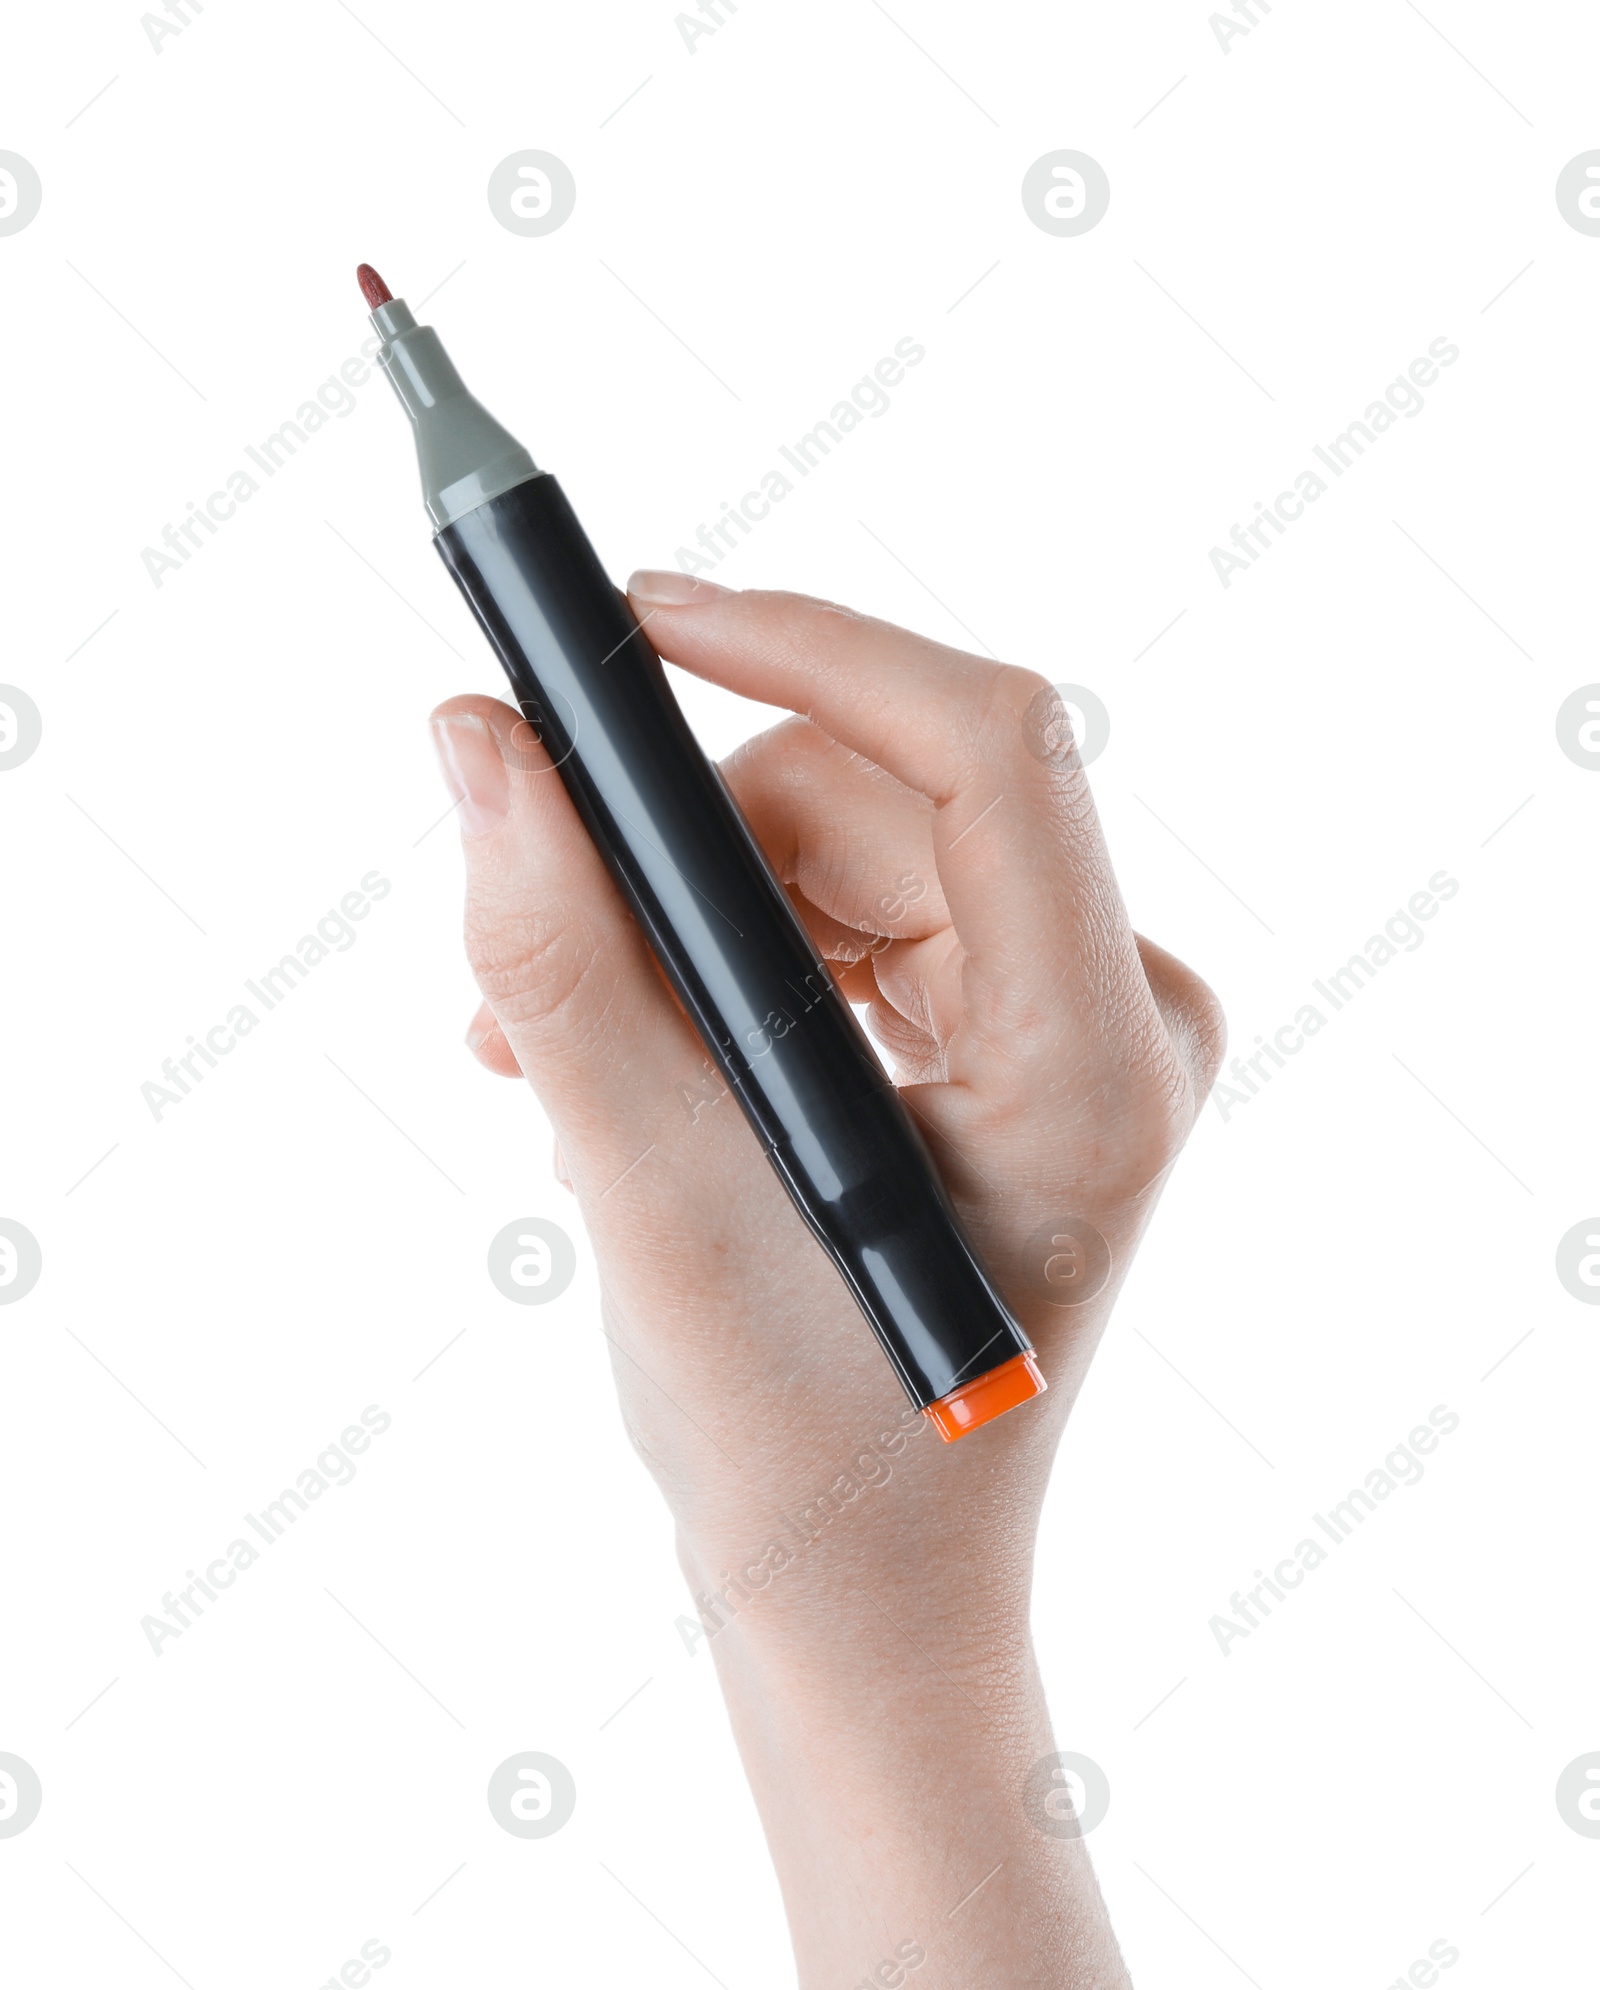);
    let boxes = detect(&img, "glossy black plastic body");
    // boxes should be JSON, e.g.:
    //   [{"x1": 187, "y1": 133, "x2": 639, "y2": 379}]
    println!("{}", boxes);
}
[{"x1": 436, "y1": 473, "x2": 1032, "y2": 1407}]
